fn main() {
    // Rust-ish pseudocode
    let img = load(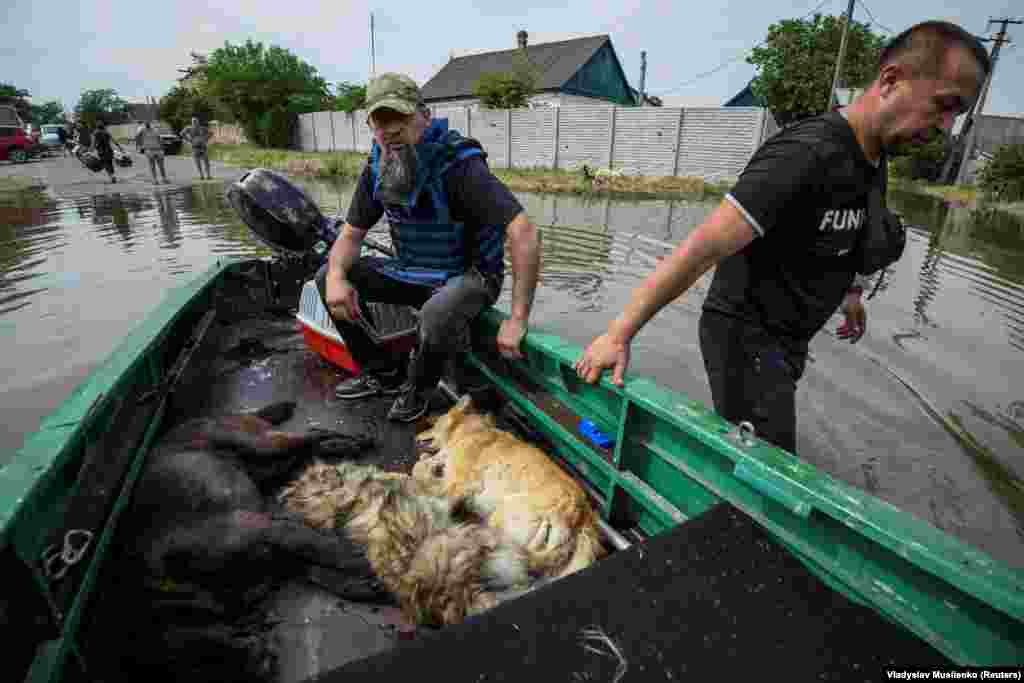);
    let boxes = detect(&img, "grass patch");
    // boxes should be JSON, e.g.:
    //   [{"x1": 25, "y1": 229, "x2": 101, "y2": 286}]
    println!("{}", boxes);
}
[
  {"x1": 206, "y1": 144, "x2": 365, "y2": 181},
  {"x1": 0, "y1": 176, "x2": 39, "y2": 193},
  {"x1": 889, "y1": 177, "x2": 977, "y2": 203},
  {"x1": 208, "y1": 143, "x2": 728, "y2": 199},
  {"x1": 494, "y1": 167, "x2": 729, "y2": 199}
]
